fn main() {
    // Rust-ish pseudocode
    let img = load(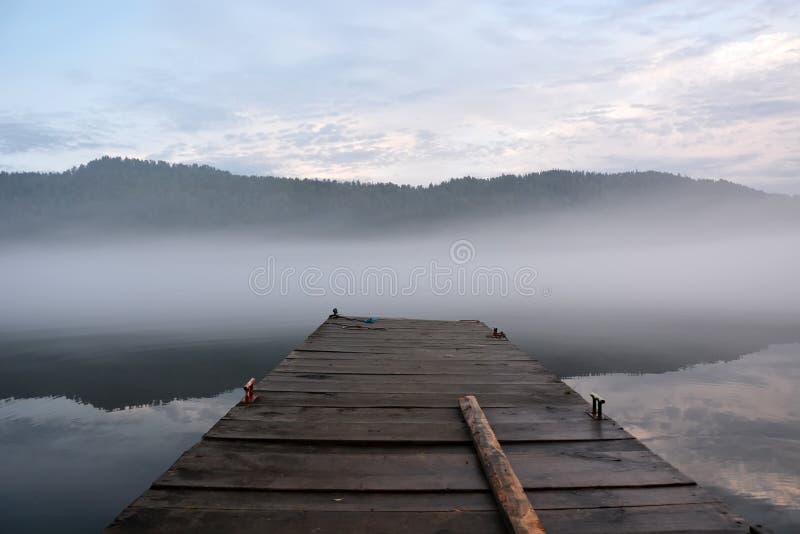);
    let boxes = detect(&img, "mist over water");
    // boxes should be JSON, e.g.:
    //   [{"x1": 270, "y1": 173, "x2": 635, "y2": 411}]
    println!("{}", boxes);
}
[
  {"x1": 2, "y1": 210, "x2": 800, "y2": 532},
  {"x1": 3, "y1": 212, "x2": 799, "y2": 334}
]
